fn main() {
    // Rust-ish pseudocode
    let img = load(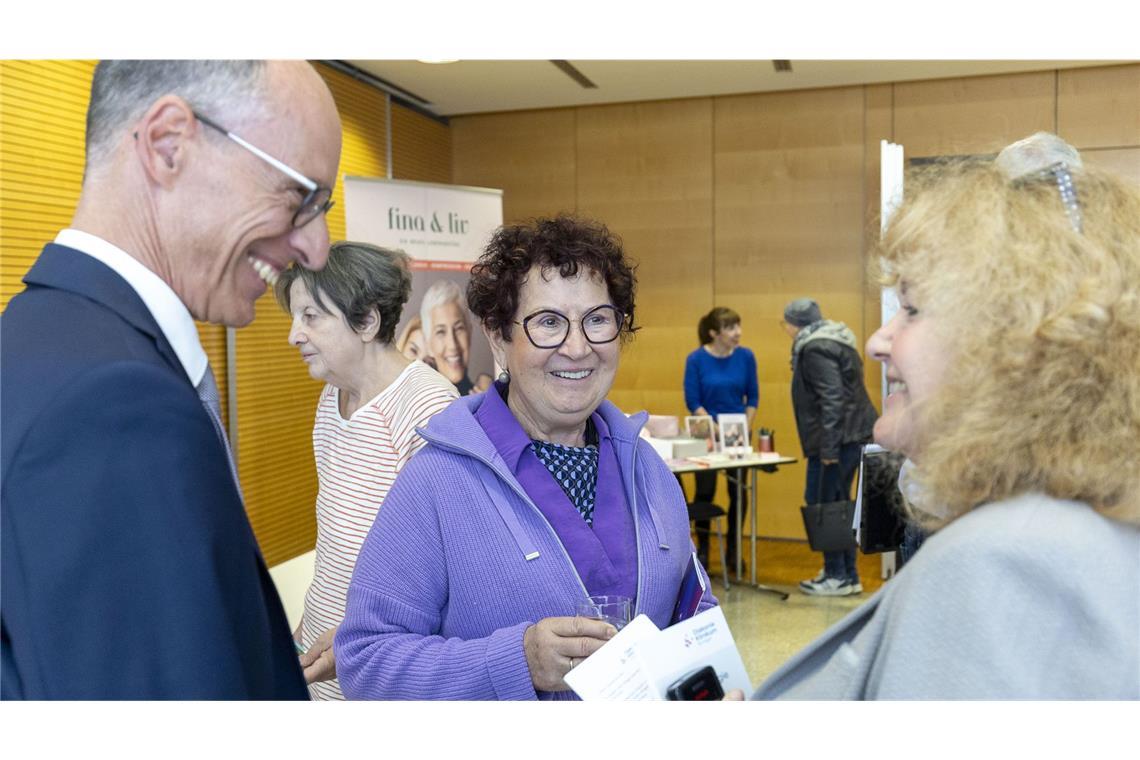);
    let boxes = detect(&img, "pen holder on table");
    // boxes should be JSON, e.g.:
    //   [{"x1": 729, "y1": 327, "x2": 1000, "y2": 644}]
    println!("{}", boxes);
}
[{"x1": 757, "y1": 428, "x2": 774, "y2": 453}]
